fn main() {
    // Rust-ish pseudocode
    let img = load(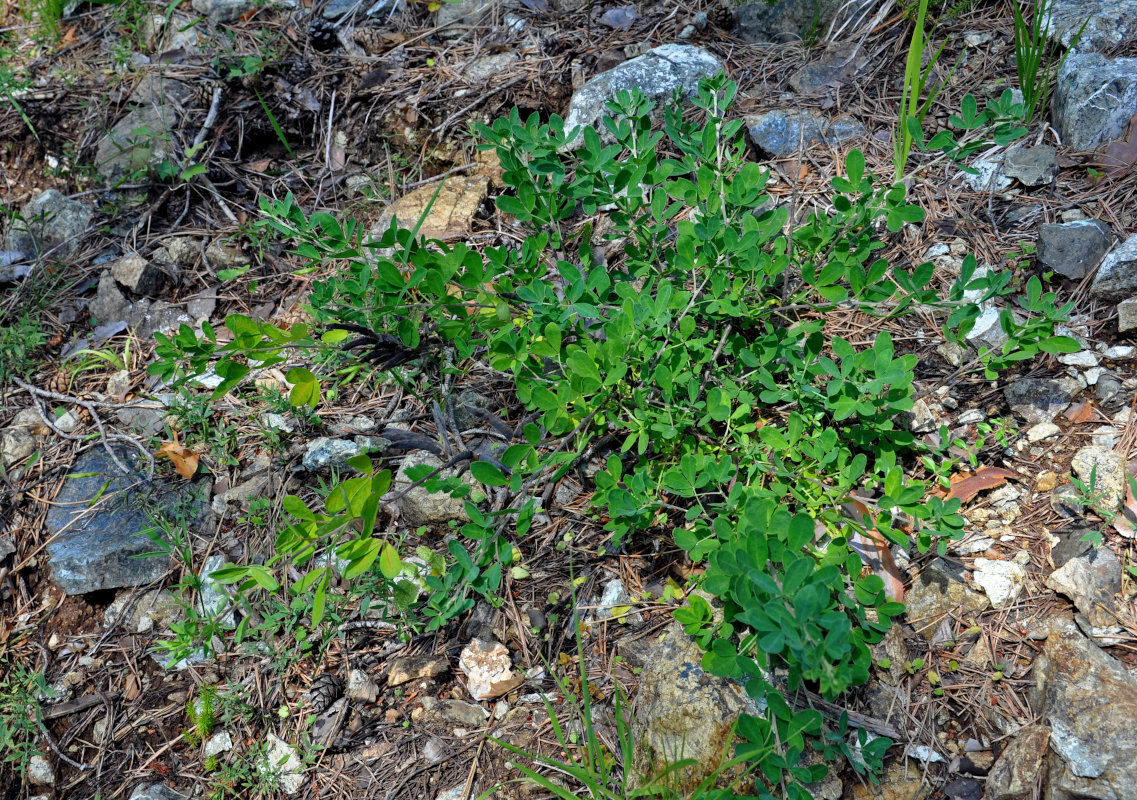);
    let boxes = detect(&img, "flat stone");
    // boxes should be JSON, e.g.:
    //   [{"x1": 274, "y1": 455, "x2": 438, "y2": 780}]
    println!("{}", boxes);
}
[
  {"x1": 198, "y1": 554, "x2": 236, "y2": 628},
  {"x1": 972, "y1": 558, "x2": 1026, "y2": 608},
  {"x1": 1003, "y1": 145, "x2": 1058, "y2": 186},
  {"x1": 905, "y1": 559, "x2": 990, "y2": 637},
  {"x1": 788, "y1": 41, "x2": 868, "y2": 93},
  {"x1": 27, "y1": 755, "x2": 54, "y2": 785},
  {"x1": 1, "y1": 408, "x2": 39, "y2": 468},
  {"x1": 128, "y1": 784, "x2": 183, "y2": 800},
  {"x1": 1031, "y1": 619, "x2": 1137, "y2": 800},
  {"x1": 746, "y1": 109, "x2": 866, "y2": 157},
  {"x1": 1046, "y1": 546, "x2": 1122, "y2": 628},
  {"x1": 203, "y1": 730, "x2": 233, "y2": 757},
  {"x1": 435, "y1": 698, "x2": 489, "y2": 727},
  {"x1": 302, "y1": 438, "x2": 364, "y2": 472},
  {"x1": 1026, "y1": 422, "x2": 1061, "y2": 442},
  {"x1": 388, "y1": 655, "x2": 449, "y2": 686},
  {"x1": 985, "y1": 725, "x2": 1050, "y2": 800},
  {"x1": 463, "y1": 52, "x2": 518, "y2": 83},
  {"x1": 1054, "y1": 53, "x2": 1137, "y2": 150},
  {"x1": 962, "y1": 156, "x2": 1013, "y2": 192},
  {"x1": 1070, "y1": 445, "x2": 1128, "y2": 512},
  {"x1": 2, "y1": 189, "x2": 93, "y2": 260},
  {"x1": 561, "y1": 45, "x2": 723, "y2": 151},
  {"x1": 1117, "y1": 297, "x2": 1137, "y2": 333},
  {"x1": 94, "y1": 104, "x2": 177, "y2": 185},
  {"x1": 1037, "y1": 219, "x2": 1113, "y2": 280},
  {"x1": 45, "y1": 447, "x2": 207, "y2": 595},
  {"x1": 345, "y1": 669, "x2": 379, "y2": 703},
  {"x1": 190, "y1": 0, "x2": 256, "y2": 22},
  {"x1": 458, "y1": 638, "x2": 523, "y2": 700},
  {"x1": 1003, "y1": 377, "x2": 1081, "y2": 424}
]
